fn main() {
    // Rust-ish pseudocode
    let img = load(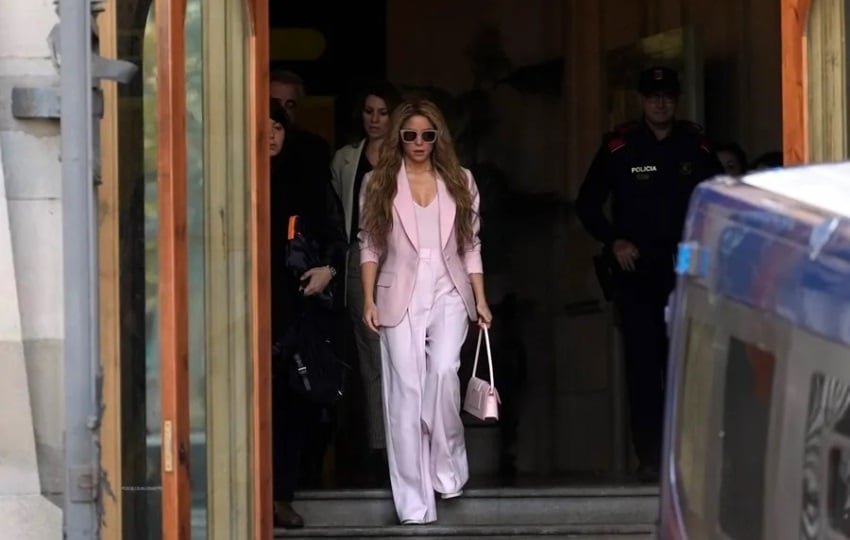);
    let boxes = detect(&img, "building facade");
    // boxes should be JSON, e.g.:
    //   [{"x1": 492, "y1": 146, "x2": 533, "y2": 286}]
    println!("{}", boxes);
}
[{"x1": 0, "y1": 0, "x2": 64, "y2": 538}]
